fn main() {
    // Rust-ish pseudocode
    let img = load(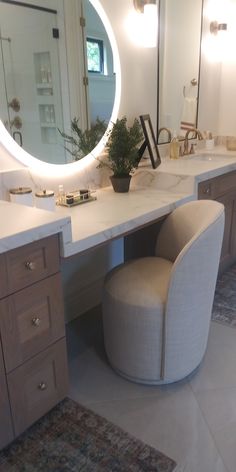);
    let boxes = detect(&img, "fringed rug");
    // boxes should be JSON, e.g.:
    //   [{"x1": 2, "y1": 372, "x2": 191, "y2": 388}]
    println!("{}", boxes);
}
[
  {"x1": 0, "y1": 398, "x2": 177, "y2": 472},
  {"x1": 212, "y1": 264, "x2": 236, "y2": 327}
]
